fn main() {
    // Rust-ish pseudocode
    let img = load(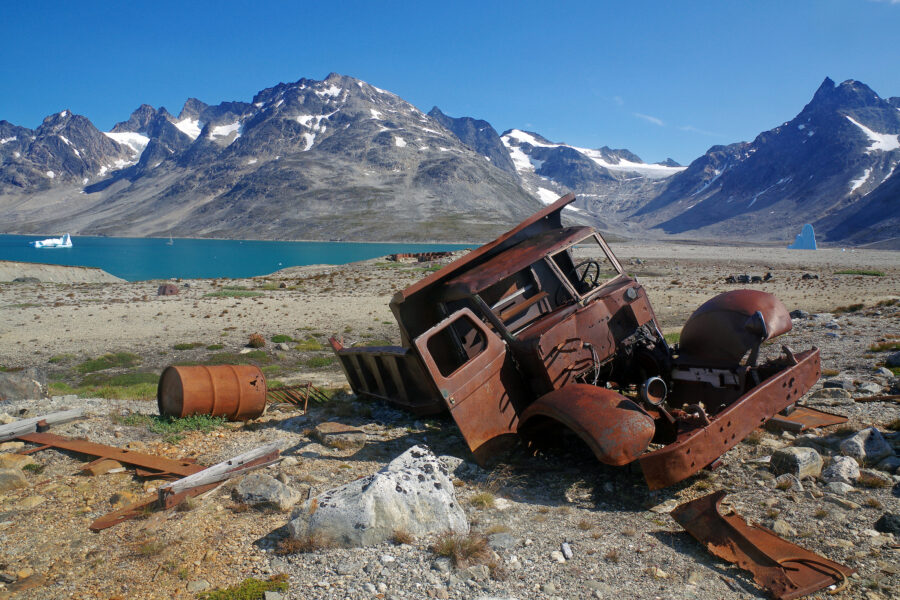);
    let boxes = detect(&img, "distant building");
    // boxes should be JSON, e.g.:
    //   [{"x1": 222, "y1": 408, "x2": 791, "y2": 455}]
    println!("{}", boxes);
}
[{"x1": 788, "y1": 224, "x2": 817, "y2": 250}]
